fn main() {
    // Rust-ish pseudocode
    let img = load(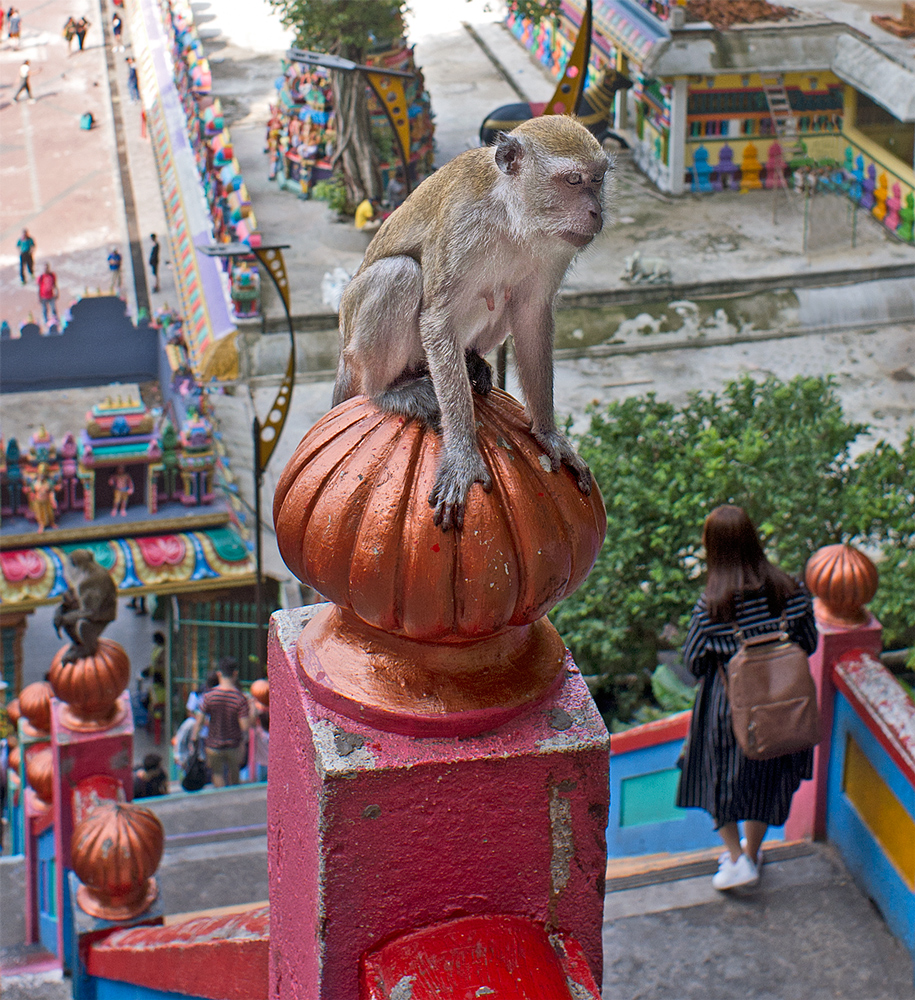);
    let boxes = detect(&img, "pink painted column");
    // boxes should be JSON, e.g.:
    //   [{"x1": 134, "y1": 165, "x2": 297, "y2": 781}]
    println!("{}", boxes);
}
[
  {"x1": 51, "y1": 692, "x2": 134, "y2": 968},
  {"x1": 268, "y1": 608, "x2": 610, "y2": 999},
  {"x1": 785, "y1": 617, "x2": 882, "y2": 841},
  {"x1": 786, "y1": 544, "x2": 882, "y2": 841},
  {"x1": 269, "y1": 394, "x2": 610, "y2": 998}
]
